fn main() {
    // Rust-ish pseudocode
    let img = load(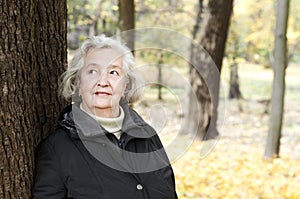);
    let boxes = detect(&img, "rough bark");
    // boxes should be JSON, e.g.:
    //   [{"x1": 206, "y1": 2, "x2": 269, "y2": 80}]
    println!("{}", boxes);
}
[
  {"x1": 0, "y1": 0, "x2": 67, "y2": 197},
  {"x1": 182, "y1": 0, "x2": 233, "y2": 139},
  {"x1": 264, "y1": 0, "x2": 290, "y2": 158}
]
